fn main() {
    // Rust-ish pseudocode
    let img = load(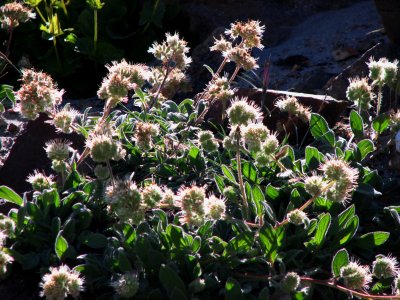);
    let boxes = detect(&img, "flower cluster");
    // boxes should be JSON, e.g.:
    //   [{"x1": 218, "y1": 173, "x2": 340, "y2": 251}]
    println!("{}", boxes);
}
[
  {"x1": 280, "y1": 272, "x2": 300, "y2": 293},
  {"x1": 227, "y1": 97, "x2": 263, "y2": 126},
  {"x1": 106, "y1": 180, "x2": 174, "y2": 224},
  {"x1": 45, "y1": 139, "x2": 73, "y2": 174},
  {"x1": 367, "y1": 57, "x2": 399, "y2": 87},
  {"x1": 197, "y1": 130, "x2": 219, "y2": 152},
  {"x1": 242, "y1": 123, "x2": 270, "y2": 152},
  {"x1": 48, "y1": 105, "x2": 80, "y2": 134},
  {"x1": 321, "y1": 158, "x2": 358, "y2": 204},
  {"x1": 205, "y1": 75, "x2": 236, "y2": 103},
  {"x1": 98, "y1": 60, "x2": 150, "y2": 107},
  {"x1": 27, "y1": 170, "x2": 55, "y2": 192},
  {"x1": 16, "y1": 69, "x2": 63, "y2": 120},
  {"x1": 133, "y1": 122, "x2": 159, "y2": 150},
  {"x1": 340, "y1": 260, "x2": 372, "y2": 290},
  {"x1": 210, "y1": 20, "x2": 264, "y2": 72},
  {"x1": 287, "y1": 209, "x2": 308, "y2": 226},
  {"x1": 0, "y1": 2, "x2": 35, "y2": 30},
  {"x1": 346, "y1": 77, "x2": 374, "y2": 111},
  {"x1": 275, "y1": 96, "x2": 311, "y2": 123},
  {"x1": 175, "y1": 185, "x2": 226, "y2": 227},
  {"x1": 148, "y1": 32, "x2": 191, "y2": 70},
  {"x1": 86, "y1": 132, "x2": 126, "y2": 163},
  {"x1": 40, "y1": 265, "x2": 84, "y2": 300}
]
